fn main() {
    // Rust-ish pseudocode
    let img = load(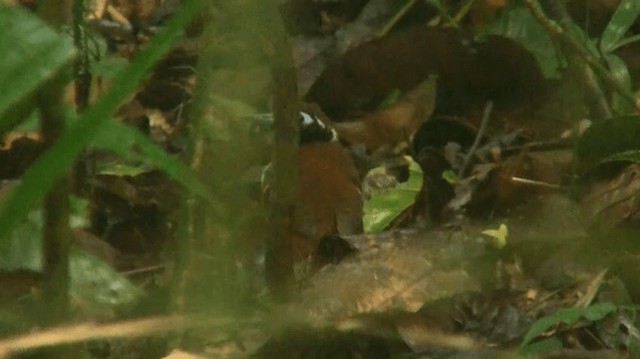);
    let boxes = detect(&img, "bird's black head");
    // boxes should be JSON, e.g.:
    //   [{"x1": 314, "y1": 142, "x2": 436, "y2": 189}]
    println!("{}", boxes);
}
[{"x1": 299, "y1": 111, "x2": 338, "y2": 144}]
